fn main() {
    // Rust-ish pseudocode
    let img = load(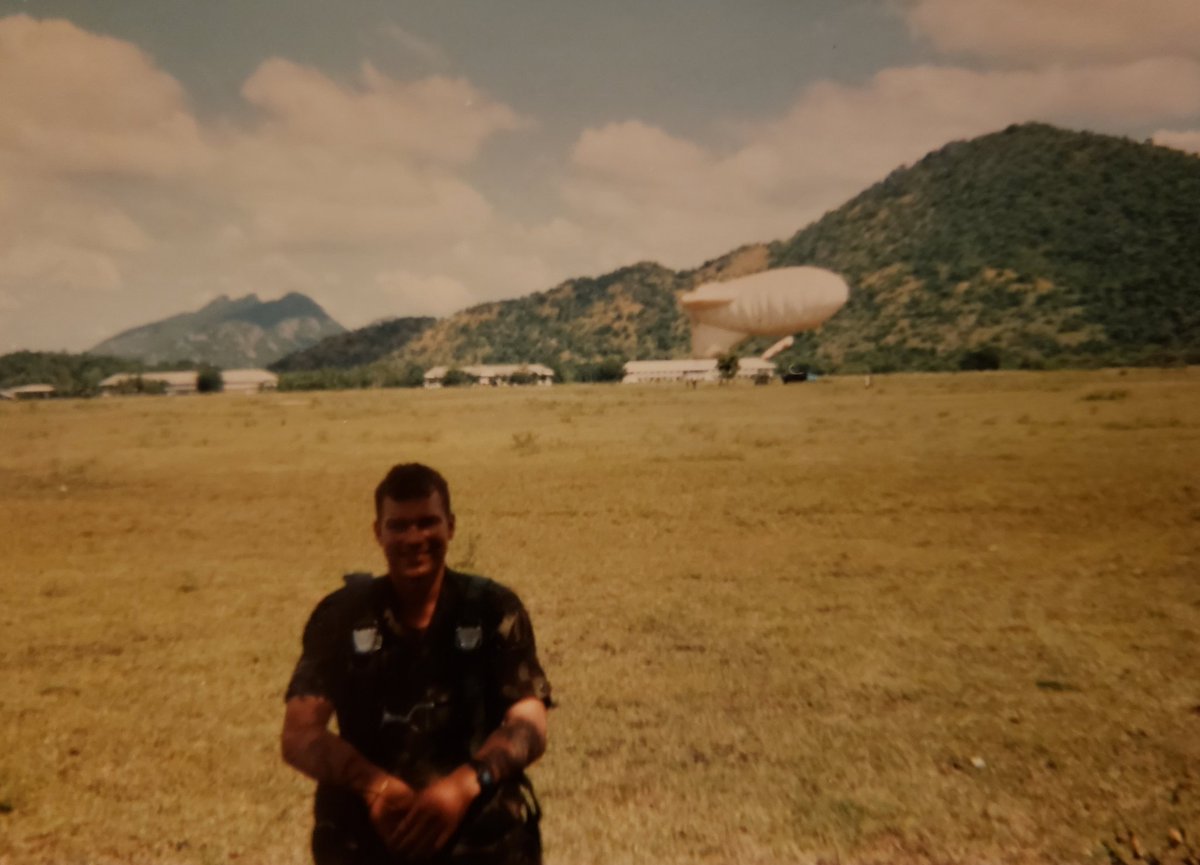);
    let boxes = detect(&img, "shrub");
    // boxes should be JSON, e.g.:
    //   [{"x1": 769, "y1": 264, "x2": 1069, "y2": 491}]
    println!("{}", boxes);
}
[
  {"x1": 196, "y1": 367, "x2": 224, "y2": 393},
  {"x1": 716, "y1": 352, "x2": 740, "y2": 381},
  {"x1": 442, "y1": 368, "x2": 477, "y2": 387}
]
